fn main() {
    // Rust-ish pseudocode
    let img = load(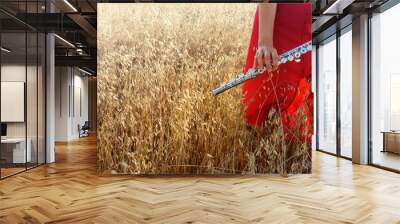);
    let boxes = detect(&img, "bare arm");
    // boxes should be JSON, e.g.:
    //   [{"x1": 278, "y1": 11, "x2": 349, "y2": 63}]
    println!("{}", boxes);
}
[
  {"x1": 254, "y1": 3, "x2": 279, "y2": 71},
  {"x1": 258, "y1": 3, "x2": 276, "y2": 47}
]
